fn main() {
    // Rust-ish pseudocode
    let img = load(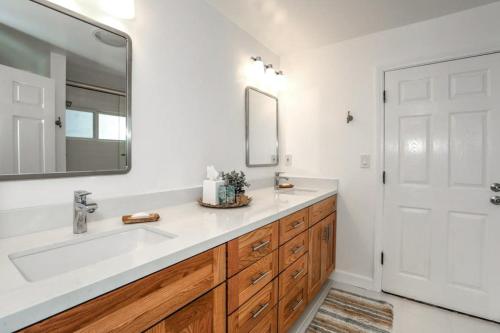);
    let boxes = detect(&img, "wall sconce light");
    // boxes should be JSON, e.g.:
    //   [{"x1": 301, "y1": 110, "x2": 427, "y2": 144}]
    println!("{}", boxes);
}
[
  {"x1": 265, "y1": 64, "x2": 275, "y2": 75},
  {"x1": 250, "y1": 56, "x2": 264, "y2": 73},
  {"x1": 275, "y1": 70, "x2": 287, "y2": 91}
]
